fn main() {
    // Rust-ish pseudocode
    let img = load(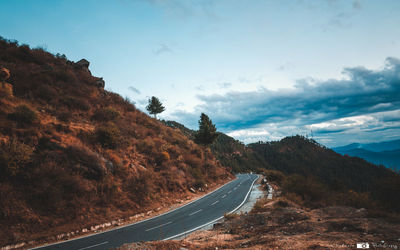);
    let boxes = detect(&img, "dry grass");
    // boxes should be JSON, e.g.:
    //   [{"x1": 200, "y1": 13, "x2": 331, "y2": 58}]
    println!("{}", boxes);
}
[{"x1": 0, "y1": 37, "x2": 233, "y2": 247}]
